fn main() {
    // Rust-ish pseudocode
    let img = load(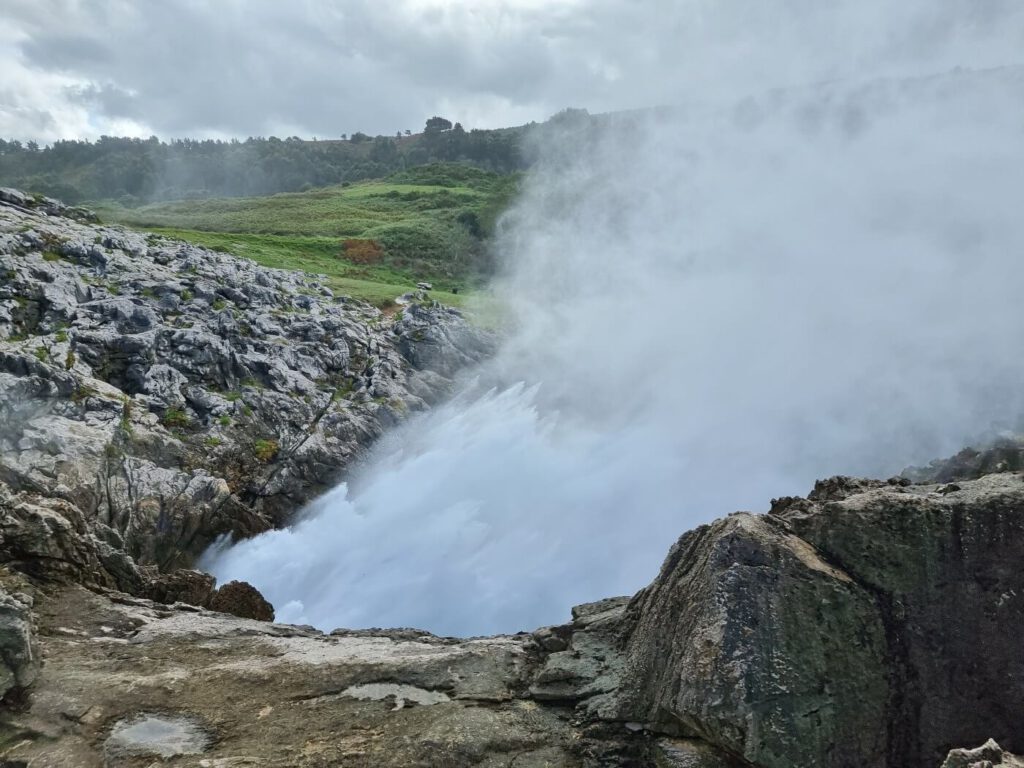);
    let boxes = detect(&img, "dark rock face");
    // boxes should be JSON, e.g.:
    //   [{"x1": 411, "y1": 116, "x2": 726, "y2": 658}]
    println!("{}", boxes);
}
[
  {"x1": 144, "y1": 568, "x2": 216, "y2": 607},
  {"x1": 208, "y1": 579, "x2": 274, "y2": 621},
  {"x1": 616, "y1": 473, "x2": 1024, "y2": 768},
  {"x1": 903, "y1": 435, "x2": 1024, "y2": 483},
  {"x1": 618, "y1": 513, "x2": 888, "y2": 767}
]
